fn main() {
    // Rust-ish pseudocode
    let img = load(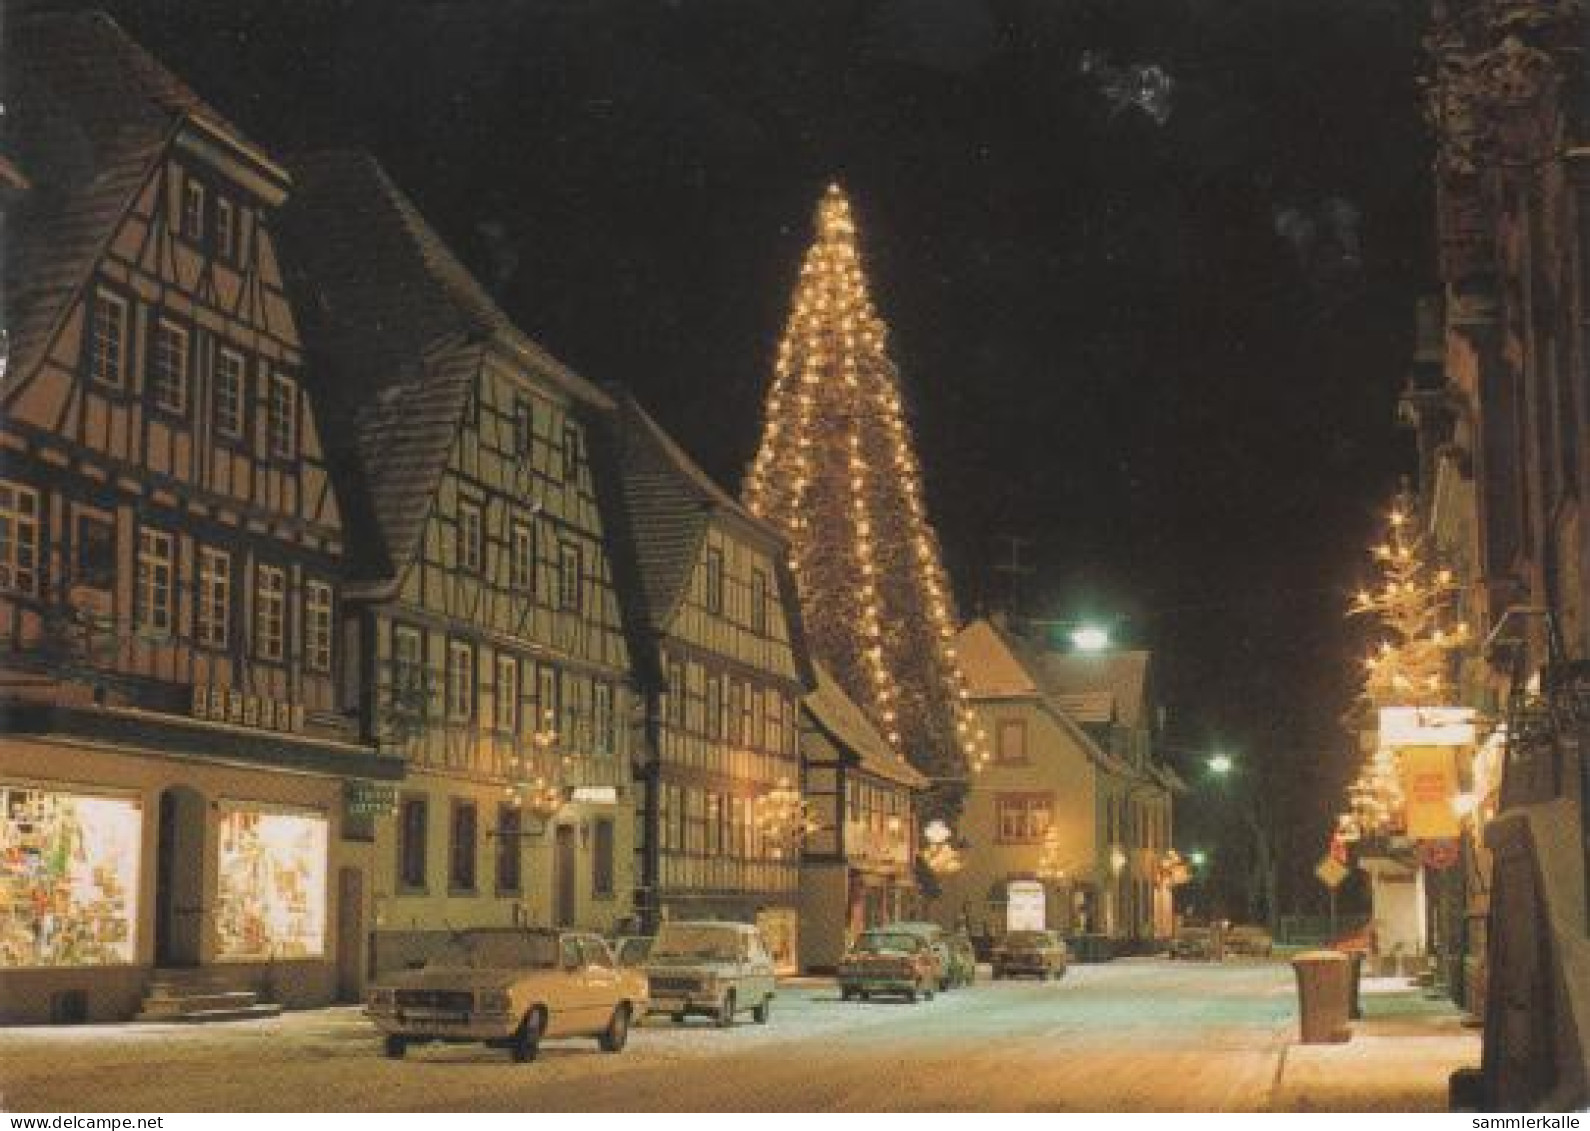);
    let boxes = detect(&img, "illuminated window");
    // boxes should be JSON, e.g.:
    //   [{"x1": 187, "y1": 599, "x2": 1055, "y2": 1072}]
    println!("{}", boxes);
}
[
  {"x1": 996, "y1": 793, "x2": 1053, "y2": 844},
  {"x1": 557, "y1": 542, "x2": 580, "y2": 611},
  {"x1": 0, "y1": 787, "x2": 141, "y2": 968},
  {"x1": 511, "y1": 521, "x2": 535, "y2": 591},
  {"x1": 254, "y1": 564, "x2": 286, "y2": 661},
  {"x1": 150, "y1": 320, "x2": 188, "y2": 414},
  {"x1": 214, "y1": 805, "x2": 327, "y2": 960},
  {"x1": 215, "y1": 349, "x2": 245, "y2": 438},
  {"x1": 90, "y1": 291, "x2": 127, "y2": 389},
  {"x1": 996, "y1": 719, "x2": 1029, "y2": 765},
  {"x1": 458, "y1": 500, "x2": 483, "y2": 574},
  {"x1": 305, "y1": 581, "x2": 333, "y2": 673},
  {"x1": 398, "y1": 796, "x2": 427, "y2": 890},
  {"x1": 449, "y1": 800, "x2": 478, "y2": 892},
  {"x1": 446, "y1": 640, "x2": 474, "y2": 722},
  {"x1": 181, "y1": 176, "x2": 205, "y2": 240},
  {"x1": 496, "y1": 805, "x2": 521, "y2": 893},
  {"x1": 135, "y1": 528, "x2": 174, "y2": 634},
  {"x1": 197, "y1": 547, "x2": 231, "y2": 648},
  {"x1": 267, "y1": 373, "x2": 297, "y2": 459},
  {"x1": 495, "y1": 653, "x2": 518, "y2": 733},
  {"x1": 0, "y1": 481, "x2": 40, "y2": 596},
  {"x1": 705, "y1": 546, "x2": 724, "y2": 614}
]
